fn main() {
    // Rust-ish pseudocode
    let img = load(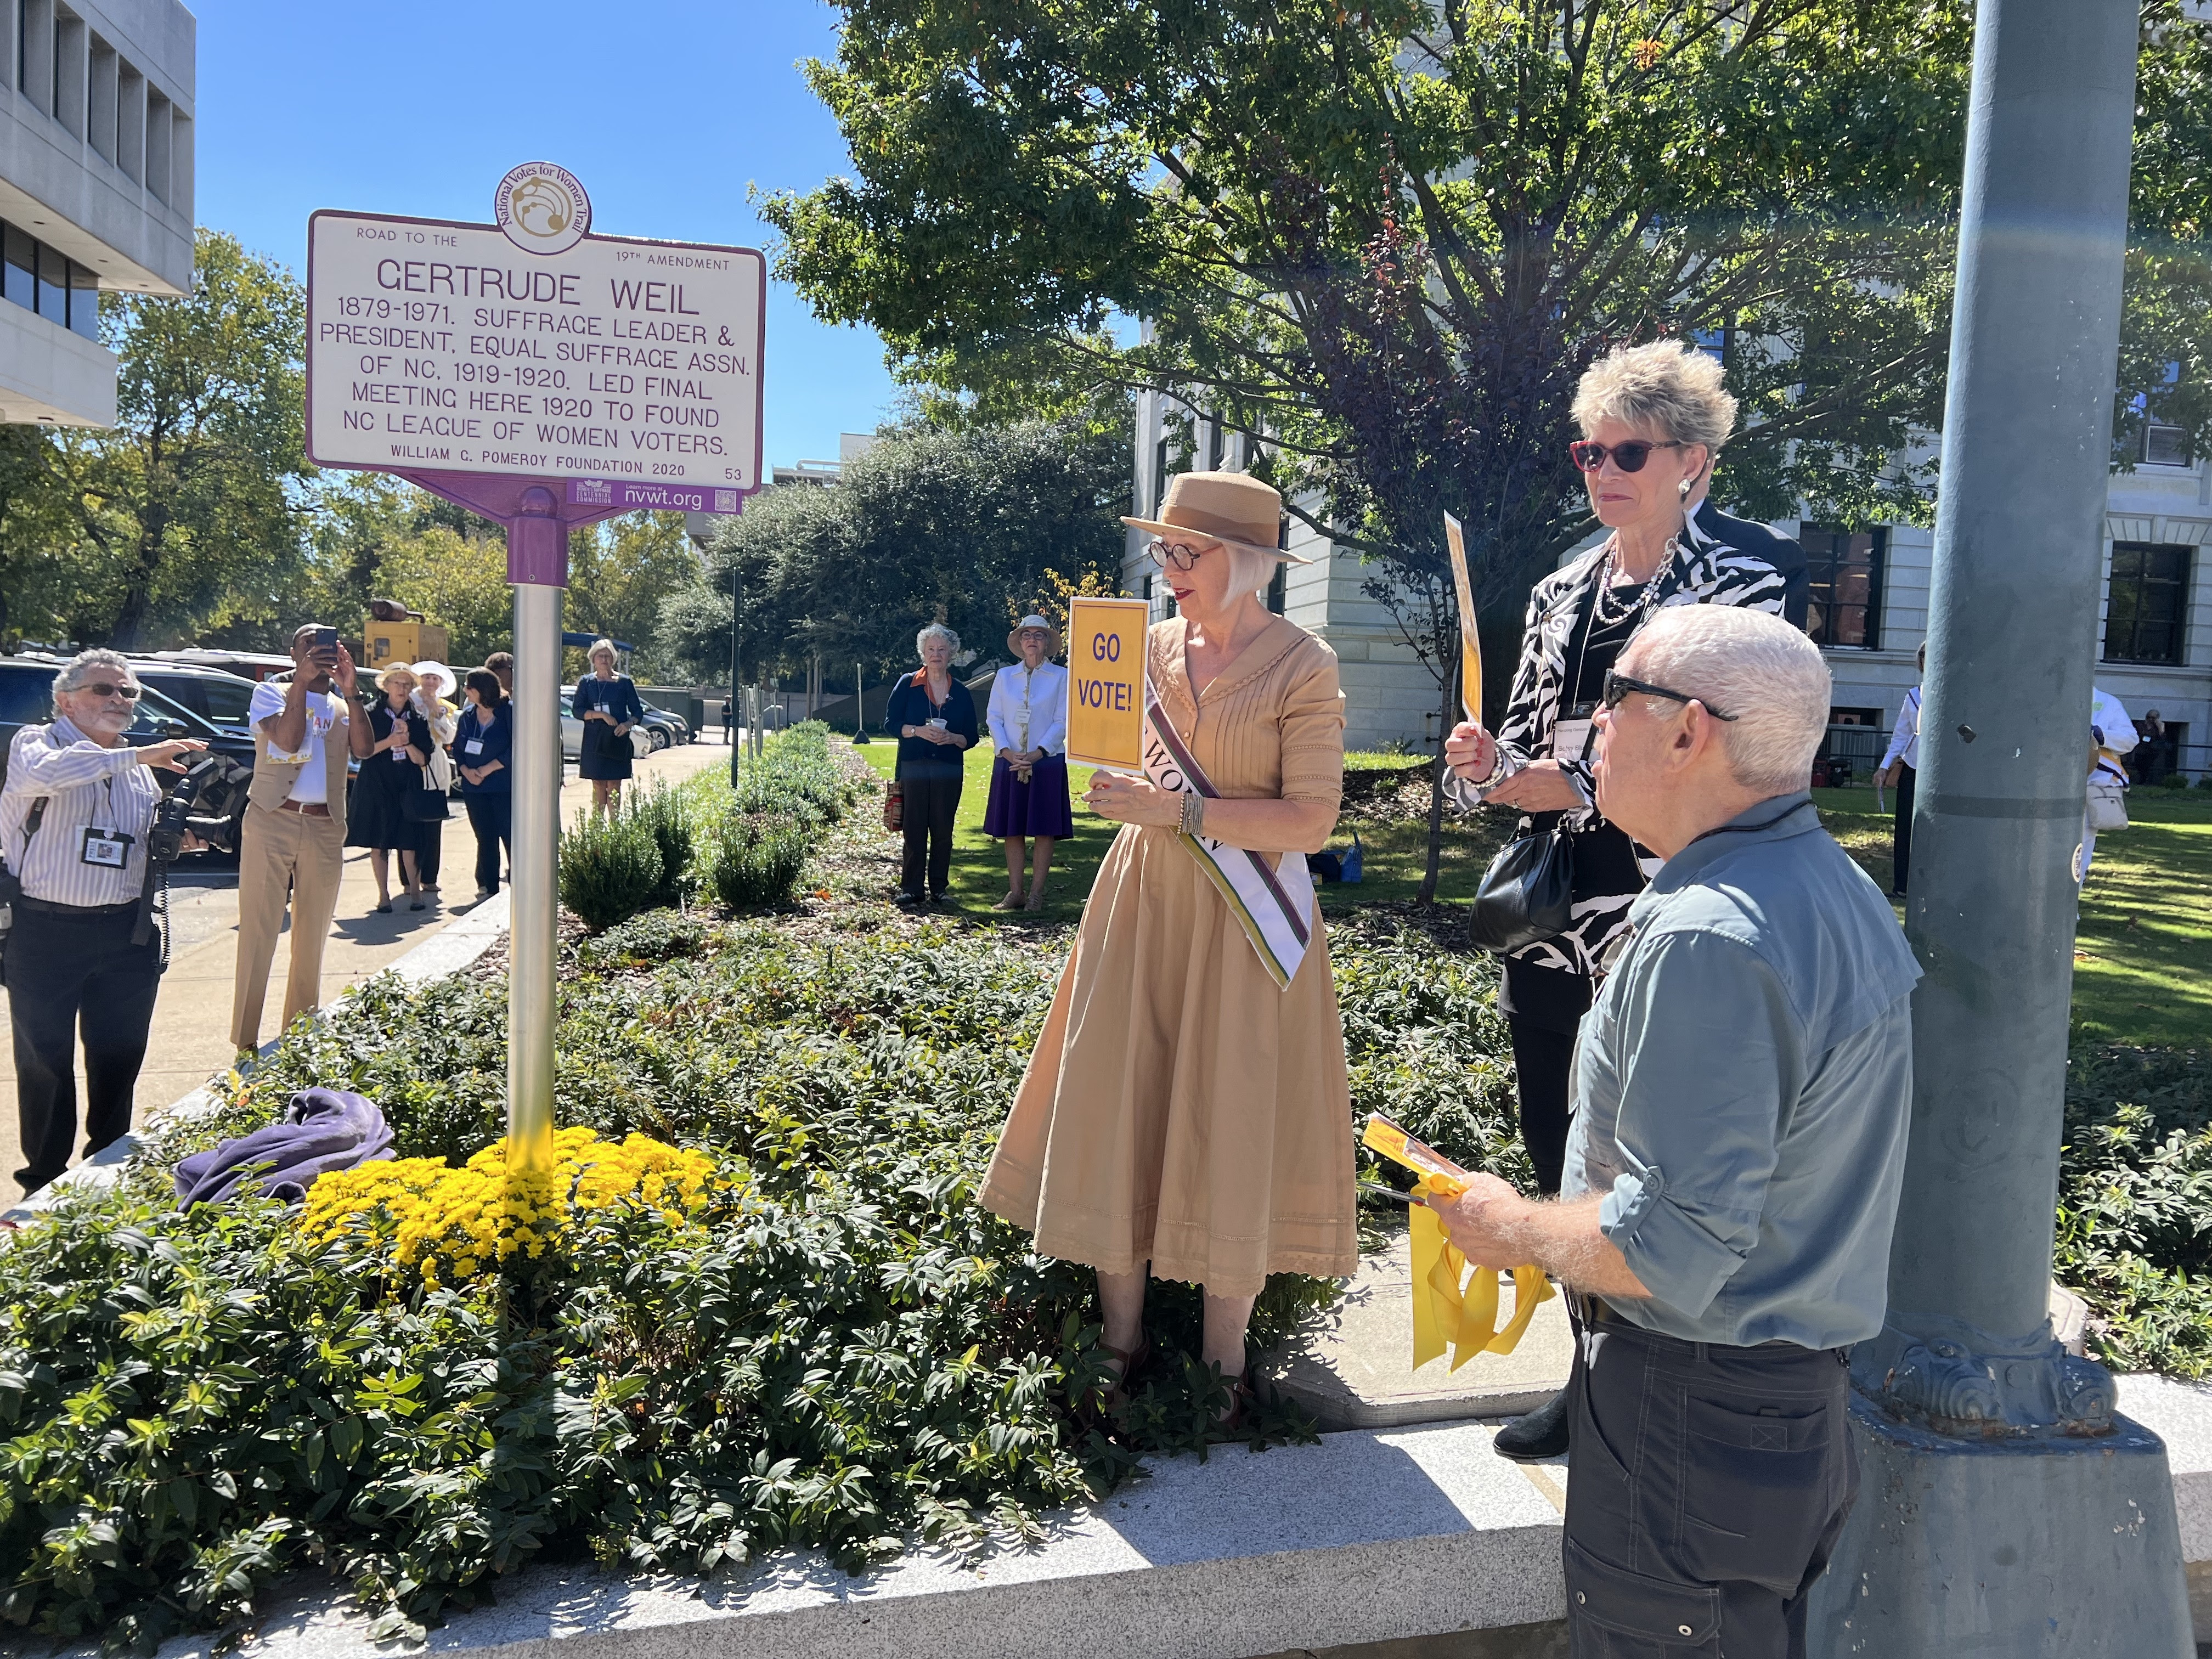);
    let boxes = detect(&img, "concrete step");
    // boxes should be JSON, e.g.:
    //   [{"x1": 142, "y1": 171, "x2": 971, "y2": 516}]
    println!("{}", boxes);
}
[{"x1": 1262, "y1": 1220, "x2": 1575, "y2": 1431}]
